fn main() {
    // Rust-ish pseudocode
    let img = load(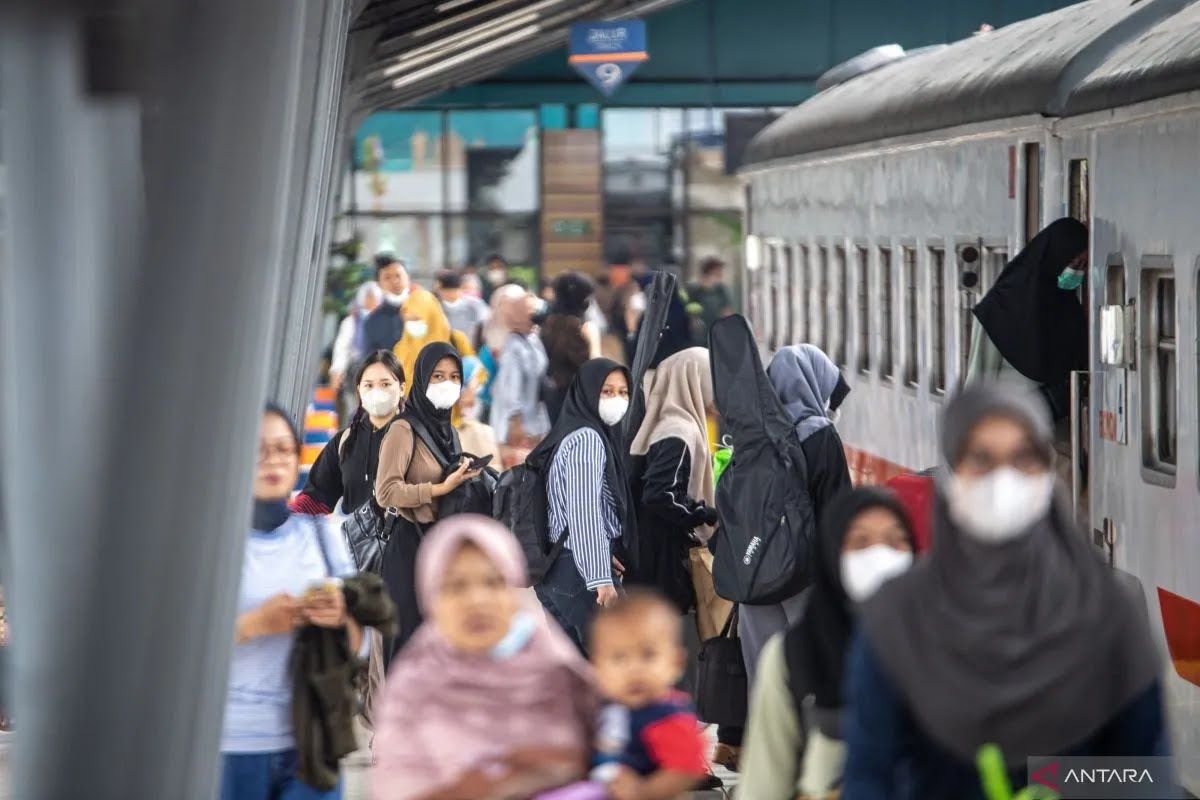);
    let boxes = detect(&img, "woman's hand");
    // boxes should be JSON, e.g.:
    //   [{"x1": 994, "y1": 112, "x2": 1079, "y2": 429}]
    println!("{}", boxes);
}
[
  {"x1": 236, "y1": 593, "x2": 301, "y2": 643},
  {"x1": 303, "y1": 587, "x2": 347, "y2": 629},
  {"x1": 596, "y1": 585, "x2": 619, "y2": 607},
  {"x1": 434, "y1": 458, "x2": 482, "y2": 497},
  {"x1": 608, "y1": 768, "x2": 645, "y2": 800}
]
